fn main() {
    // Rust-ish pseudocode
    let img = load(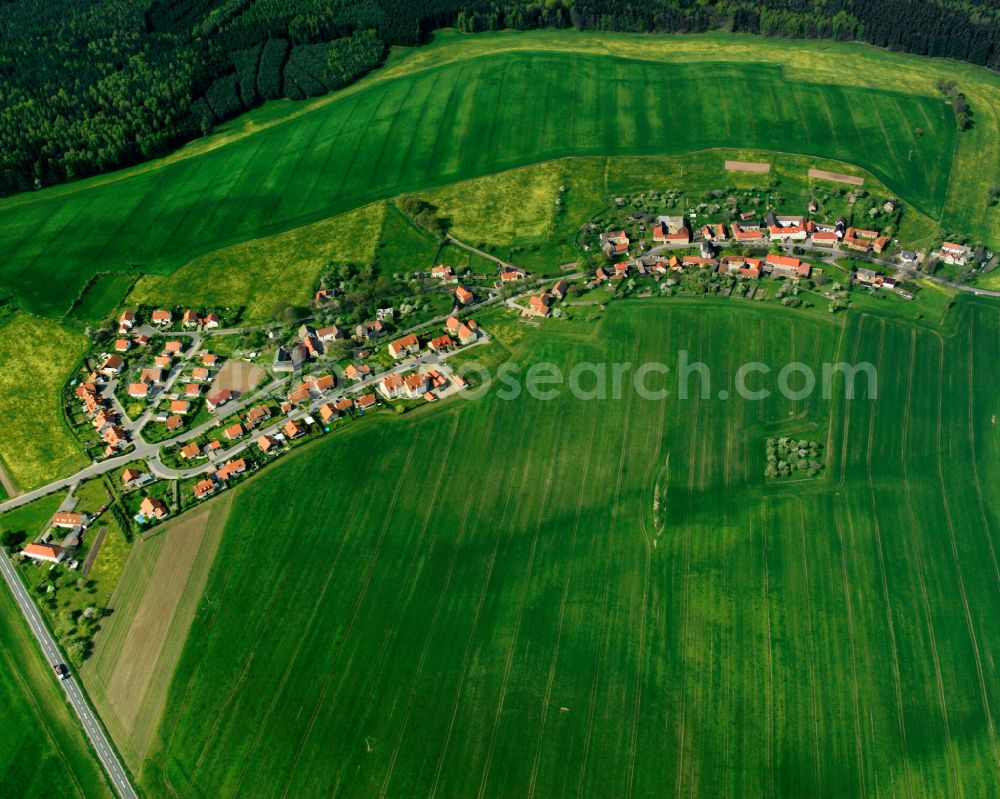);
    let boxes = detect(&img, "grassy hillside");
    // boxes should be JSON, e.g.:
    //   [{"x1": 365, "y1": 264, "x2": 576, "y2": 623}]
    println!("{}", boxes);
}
[
  {"x1": 136, "y1": 297, "x2": 1000, "y2": 798},
  {"x1": 0, "y1": 36, "x2": 967, "y2": 317},
  {"x1": 0, "y1": 585, "x2": 113, "y2": 798},
  {"x1": 0, "y1": 315, "x2": 89, "y2": 490}
]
